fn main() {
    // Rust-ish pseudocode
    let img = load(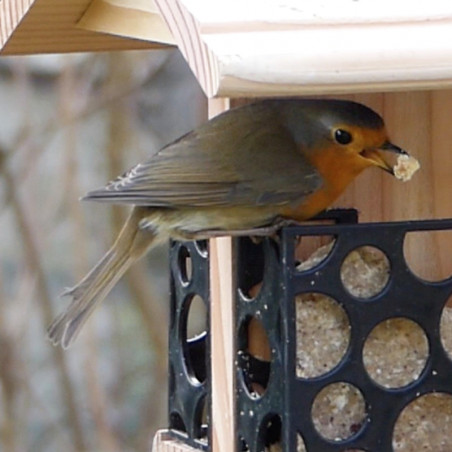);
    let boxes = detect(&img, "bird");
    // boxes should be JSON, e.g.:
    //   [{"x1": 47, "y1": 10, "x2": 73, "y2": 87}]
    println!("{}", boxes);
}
[{"x1": 48, "y1": 98, "x2": 408, "y2": 348}]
